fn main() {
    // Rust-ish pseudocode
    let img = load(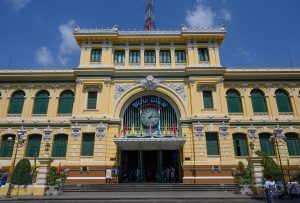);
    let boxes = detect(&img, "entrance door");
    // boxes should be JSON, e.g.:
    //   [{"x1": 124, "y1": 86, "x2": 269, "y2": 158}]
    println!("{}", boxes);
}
[
  {"x1": 143, "y1": 151, "x2": 158, "y2": 182},
  {"x1": 162, "y1": 150, "x2": 180, "y2": 182},
  {"x1": 120, "y1": 151, "x2": 138, "y2": 182}
]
